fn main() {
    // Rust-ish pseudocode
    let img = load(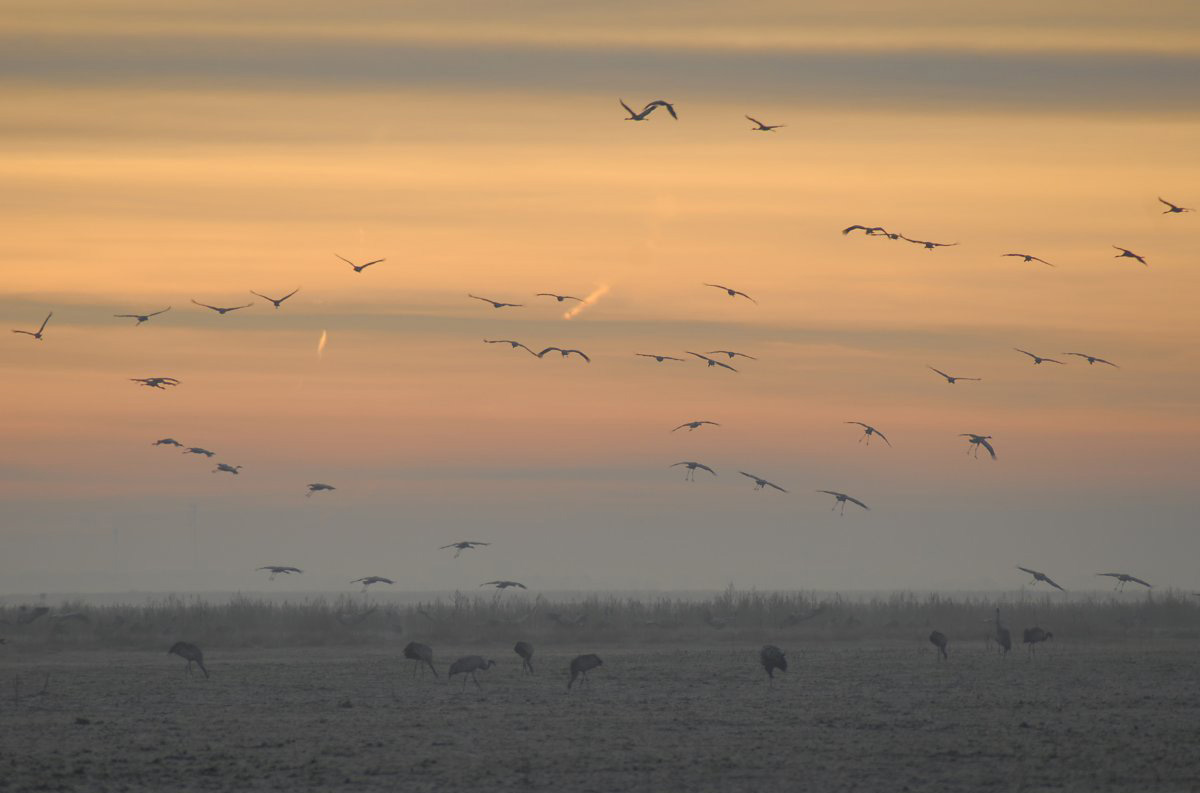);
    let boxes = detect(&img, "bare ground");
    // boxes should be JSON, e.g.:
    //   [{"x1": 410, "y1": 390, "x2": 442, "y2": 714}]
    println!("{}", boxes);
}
[{"x1": 2, "y1": 641, "x2": 1198, "y2": 792}]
